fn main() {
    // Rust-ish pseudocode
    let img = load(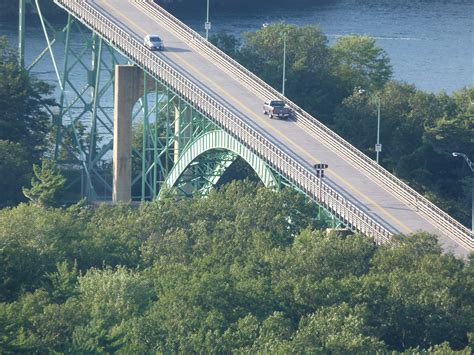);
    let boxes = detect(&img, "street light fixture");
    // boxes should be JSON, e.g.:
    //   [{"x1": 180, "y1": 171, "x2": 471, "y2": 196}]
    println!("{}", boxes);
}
[
  {"x1": 358, "y1": 89, "x2": 382, "y2": 164},
  {"x1": 452, "y1": 152, "x2": 474, "y2": 233},
  {"x1": 282, "y1": 31, "x2": 287, "y2": 96},
  {"x1": 204, "y1": 0, "x2": 211, "y2": 40}
]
